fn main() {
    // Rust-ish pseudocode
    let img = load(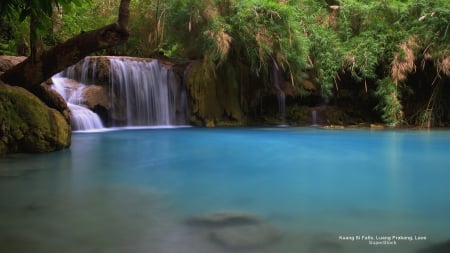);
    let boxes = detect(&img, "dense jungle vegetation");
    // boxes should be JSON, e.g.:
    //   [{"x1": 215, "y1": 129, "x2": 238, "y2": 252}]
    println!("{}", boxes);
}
[{"x1": 1, "y1": 0, "x2": 449, "y2": 127}]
